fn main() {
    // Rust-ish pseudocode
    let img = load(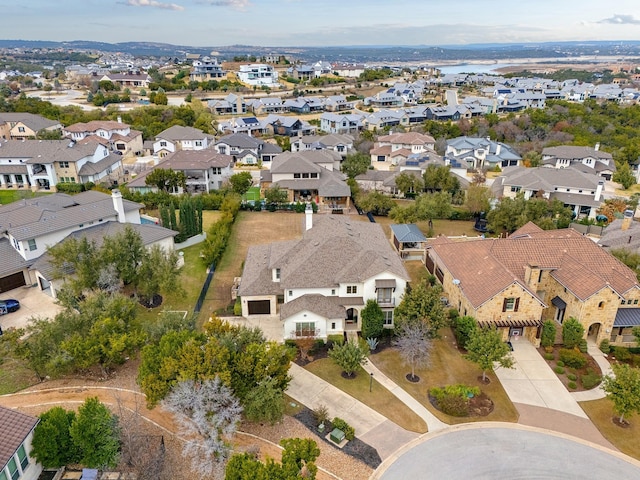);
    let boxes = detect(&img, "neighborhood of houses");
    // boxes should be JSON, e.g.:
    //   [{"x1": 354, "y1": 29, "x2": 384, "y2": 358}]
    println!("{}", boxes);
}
[{"x1": 4, "y1": 52, "x2": 640, "y2": 480}]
